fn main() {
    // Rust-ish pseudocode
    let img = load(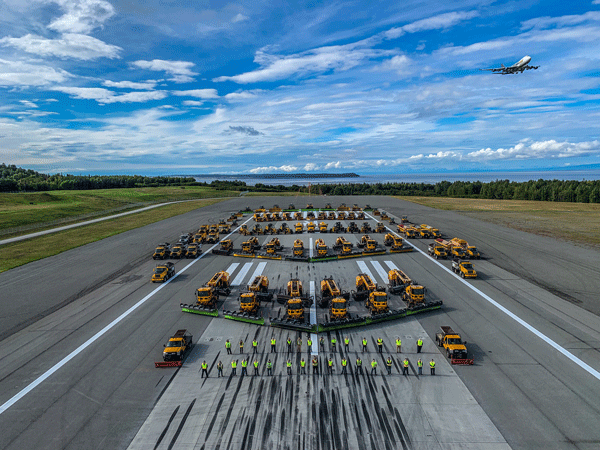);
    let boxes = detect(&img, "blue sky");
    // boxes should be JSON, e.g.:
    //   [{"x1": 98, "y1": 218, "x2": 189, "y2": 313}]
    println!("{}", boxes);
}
[{"x1": 1, "y1": 0, "x2": 600, "y2": 175}]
